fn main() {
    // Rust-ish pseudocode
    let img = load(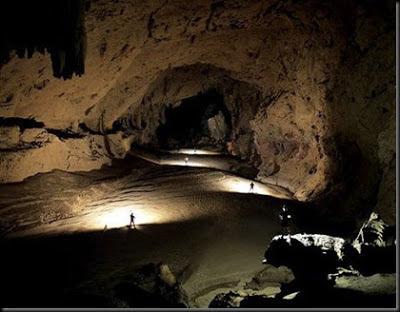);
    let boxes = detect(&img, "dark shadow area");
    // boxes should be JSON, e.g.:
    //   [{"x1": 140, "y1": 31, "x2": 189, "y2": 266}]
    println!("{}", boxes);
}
[
  {"x1": 288, "y1": 200, "x2": 358, "y2": 238},
  {"x1": 113, "y1": 261, "x2": 188, "y2": 308},
  {"x1": 0, "y1": 218, "x2": 212, "y2": 307},
  {"x1": 236, "y1": 288, "x2": 396, "y2": 308},
  {"x1": 353, "y1": 244, "x2": 397, "y2": 275},
  {"x1": 156, "y1": 89, "x2": 232, "y2": 149},
  {"x1": 0, "y1": 116, "x2": 45, "y2": 130},
  {"x1": 0, "y1": 0, "x2": 87, "y2": 79},
  {"x1": 114, "y1": 282, "x2": 184, "y2": 308},
  {"x1": 0, "y1": 184, "x2": 285, "y2": 308}
]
